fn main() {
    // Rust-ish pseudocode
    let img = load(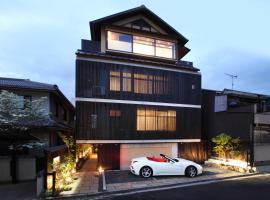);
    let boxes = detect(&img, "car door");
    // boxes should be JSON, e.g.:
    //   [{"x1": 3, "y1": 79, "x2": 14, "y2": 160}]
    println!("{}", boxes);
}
[{"x1": 159, "y1": 161, "x2": 181, "y2": 175}]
